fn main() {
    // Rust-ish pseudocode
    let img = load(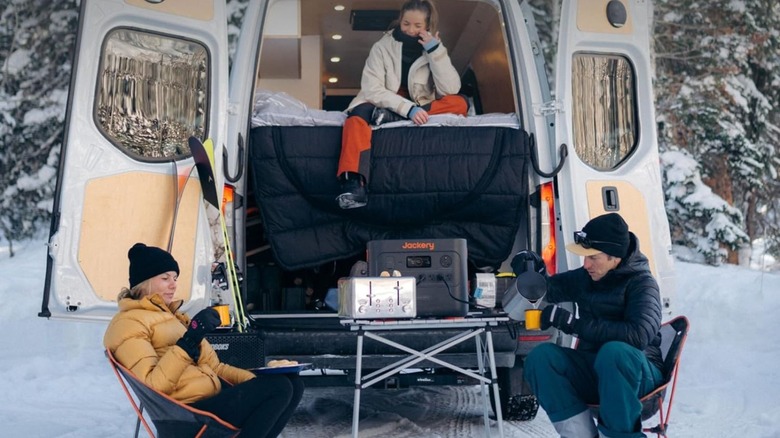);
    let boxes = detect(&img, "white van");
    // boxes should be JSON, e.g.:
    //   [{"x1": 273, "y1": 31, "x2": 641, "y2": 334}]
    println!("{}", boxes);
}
[{"x1": 40, "y1": 0, "x2": 675, "y2": 419}]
